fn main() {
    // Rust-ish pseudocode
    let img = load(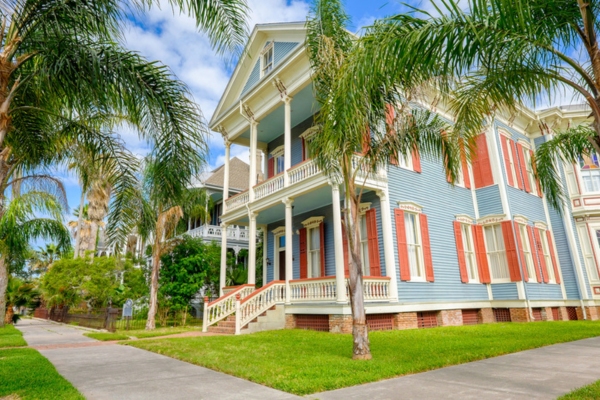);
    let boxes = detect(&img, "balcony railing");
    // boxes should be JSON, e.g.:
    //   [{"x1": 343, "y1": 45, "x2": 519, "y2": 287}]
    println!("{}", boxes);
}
[
  {"x1": 225, "y1": 190, "x2": 249, "y2": 211},
  {"x1": 254, "y1": 173, "x2": 284, "y2": 200},
  {"x1": 187, "y1": 225, "x2": 249, "y2": 241}
]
